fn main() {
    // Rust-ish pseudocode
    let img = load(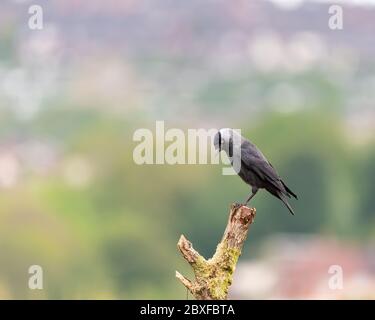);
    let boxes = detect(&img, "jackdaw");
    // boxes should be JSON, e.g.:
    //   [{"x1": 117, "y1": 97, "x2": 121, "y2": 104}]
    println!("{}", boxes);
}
[{"x1": 213, "y1": 128, "x2": 297, "y2": 215}]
